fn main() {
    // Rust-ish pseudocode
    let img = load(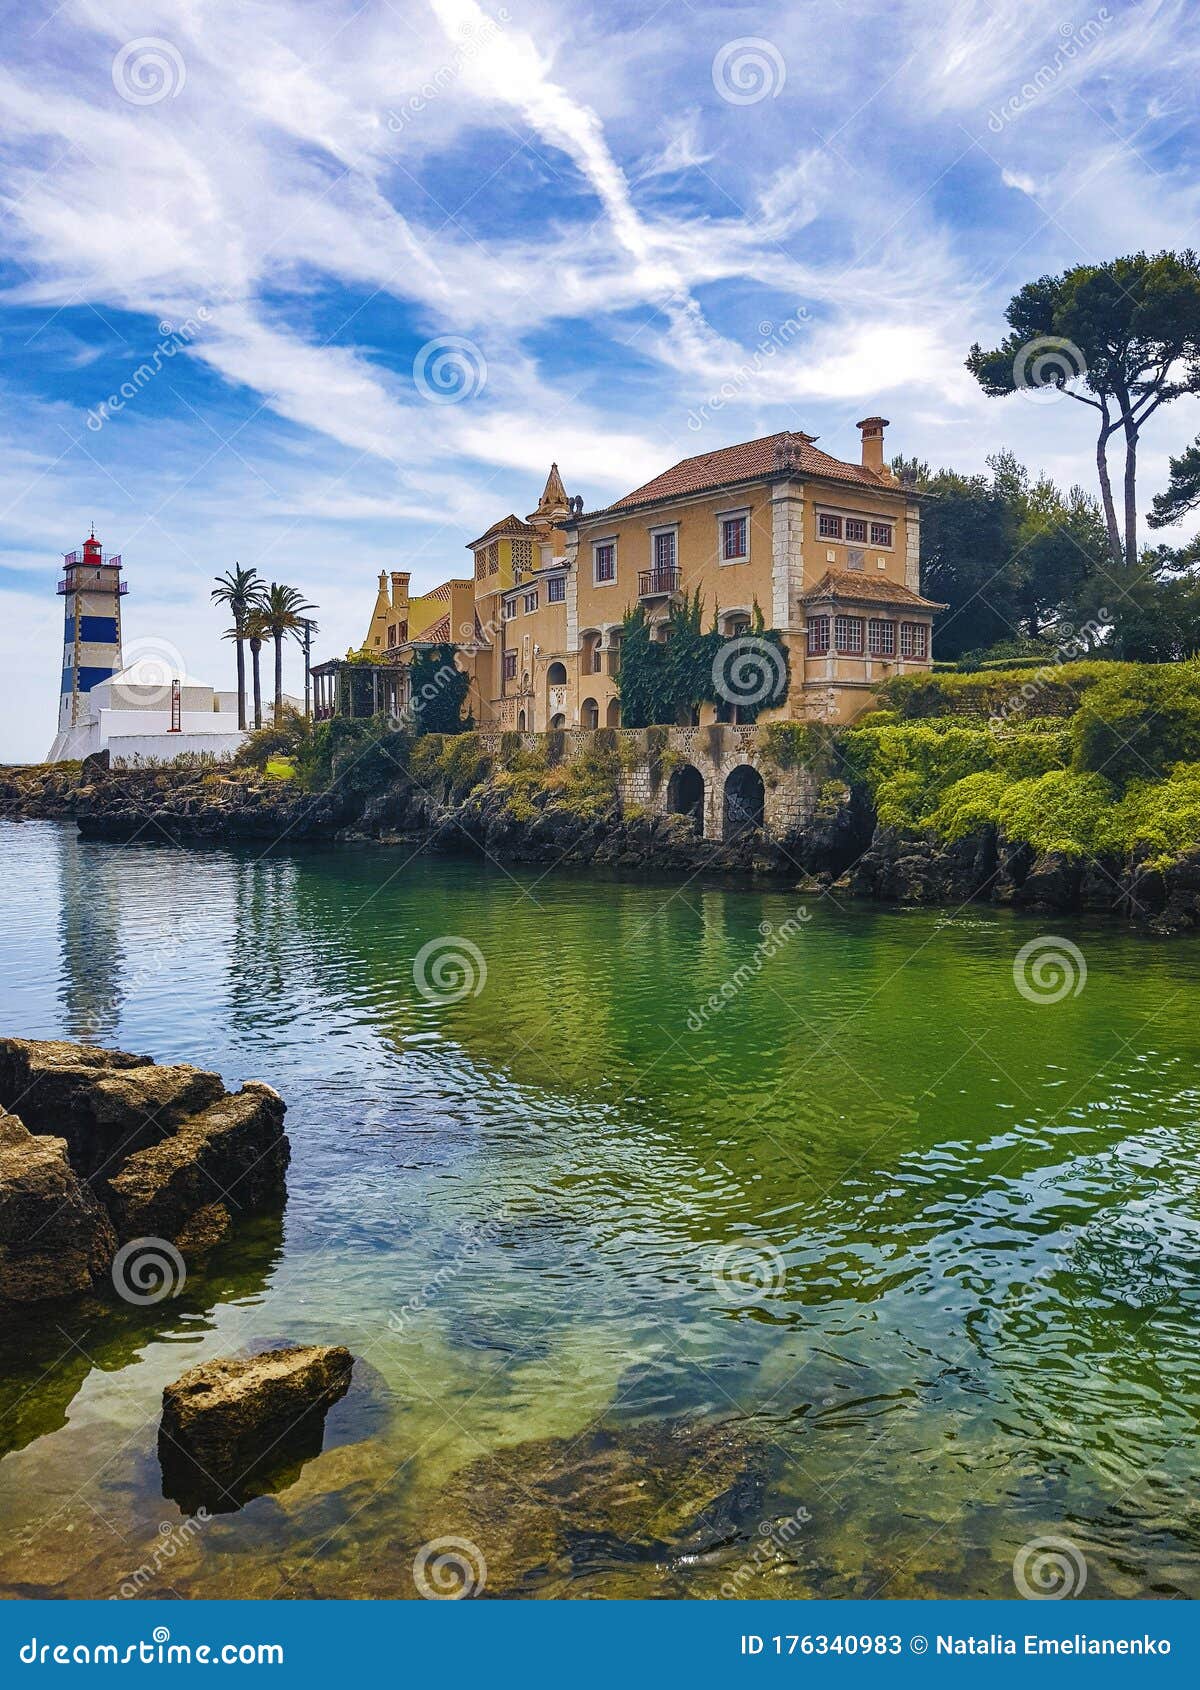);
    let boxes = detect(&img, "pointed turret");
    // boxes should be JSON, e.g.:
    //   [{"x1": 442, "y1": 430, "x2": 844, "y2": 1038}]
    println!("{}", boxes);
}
[{"x1": 528, "y1": 462, "x2": 570, "y2": 524}]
